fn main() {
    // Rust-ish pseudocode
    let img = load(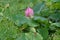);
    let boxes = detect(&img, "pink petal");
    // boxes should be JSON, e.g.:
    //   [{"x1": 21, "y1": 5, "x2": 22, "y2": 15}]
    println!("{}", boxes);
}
[{"x1": 25, "y1": 7, "x2": 34, "y2": 17}]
